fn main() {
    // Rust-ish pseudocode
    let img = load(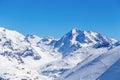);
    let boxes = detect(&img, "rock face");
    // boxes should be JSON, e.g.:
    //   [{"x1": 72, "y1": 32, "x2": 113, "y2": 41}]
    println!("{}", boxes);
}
[{"x1": 0, "y1": 27, "x2": 119, "y2": 80}]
